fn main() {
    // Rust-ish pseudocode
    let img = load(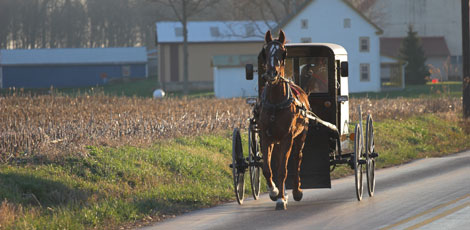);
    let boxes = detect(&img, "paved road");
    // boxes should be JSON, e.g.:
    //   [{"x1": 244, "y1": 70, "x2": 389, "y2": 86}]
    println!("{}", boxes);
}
[{"x1": 141, "y1": 151, "x2": 470, "y2": 230}]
